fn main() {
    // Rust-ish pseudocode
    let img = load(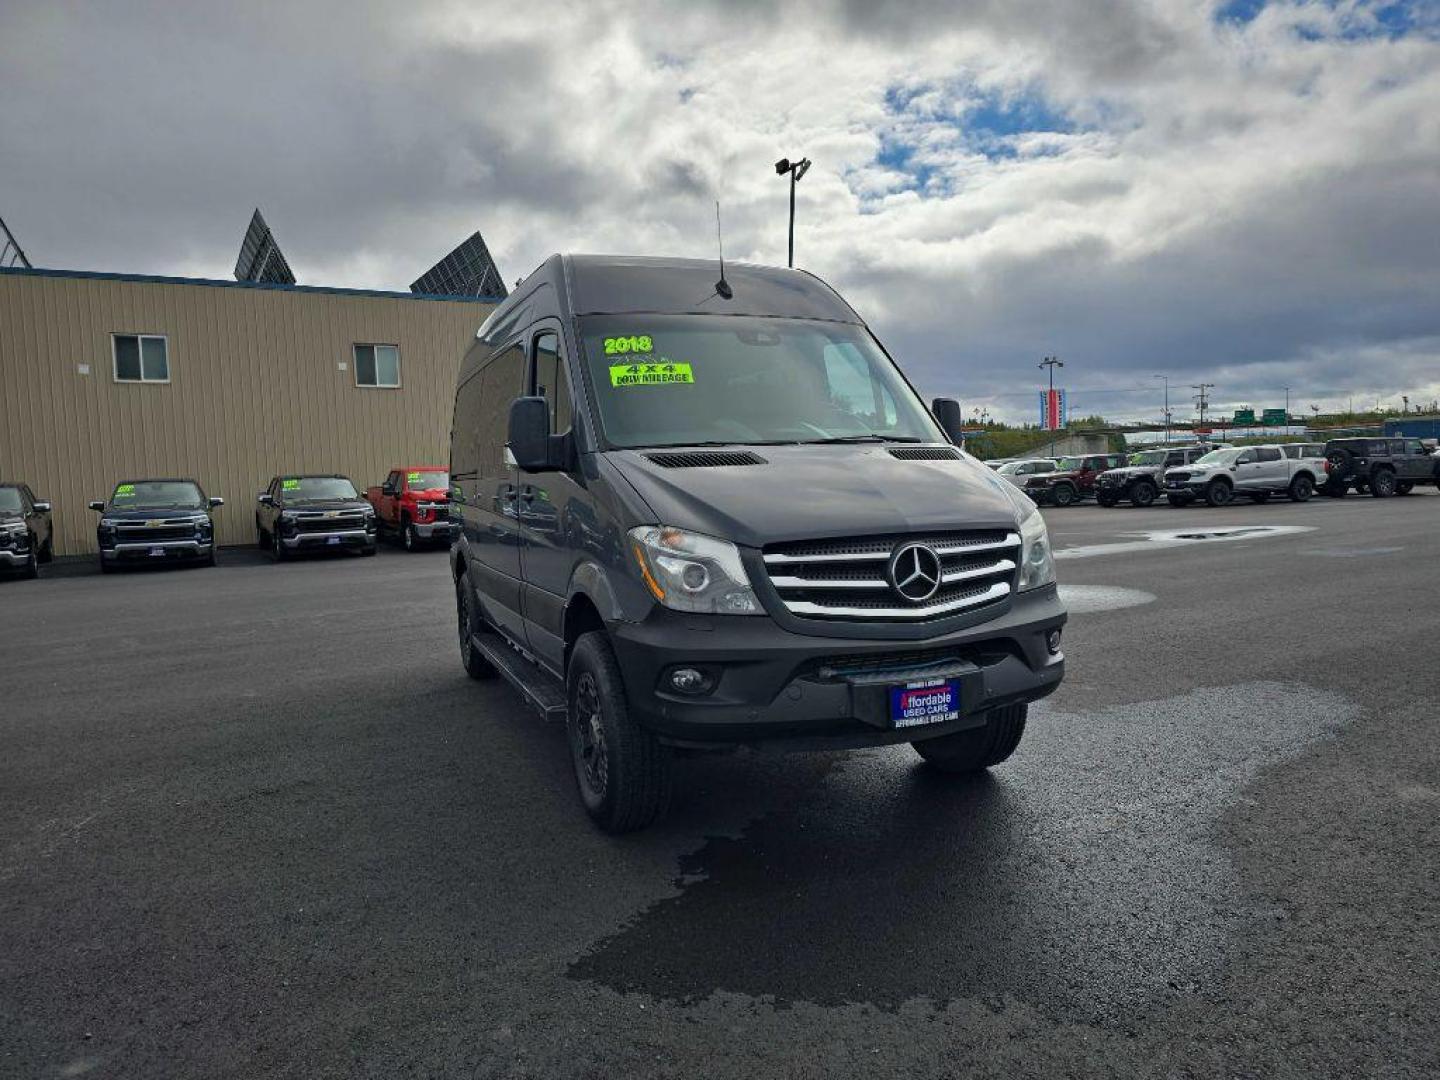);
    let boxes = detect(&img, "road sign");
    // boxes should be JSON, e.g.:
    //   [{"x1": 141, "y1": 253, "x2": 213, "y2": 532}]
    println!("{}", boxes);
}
[
  {"x1": 1233, "y1": 409, "x2": 1255, "y2": 424},
  {"x1": 1262, "y1": 409, "x2": 1287, "y2": 425}
]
